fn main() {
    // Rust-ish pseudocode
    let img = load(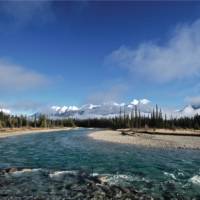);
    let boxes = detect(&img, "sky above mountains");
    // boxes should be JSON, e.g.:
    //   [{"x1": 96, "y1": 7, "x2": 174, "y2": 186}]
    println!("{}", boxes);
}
[{"x1": 0, "y1": 1, "x2": 200, "y2": 114}]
